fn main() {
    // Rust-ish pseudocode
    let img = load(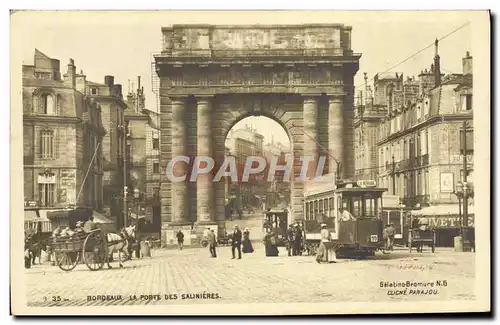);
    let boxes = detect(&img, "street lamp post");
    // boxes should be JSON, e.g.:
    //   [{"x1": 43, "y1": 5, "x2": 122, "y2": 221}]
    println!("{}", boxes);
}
[
  {"x1": 134, "y1": 188, "x2": 141, "y2": 259},
  {"x1": 453, "y1": 181, "x2": 474, "y2": 252}
]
